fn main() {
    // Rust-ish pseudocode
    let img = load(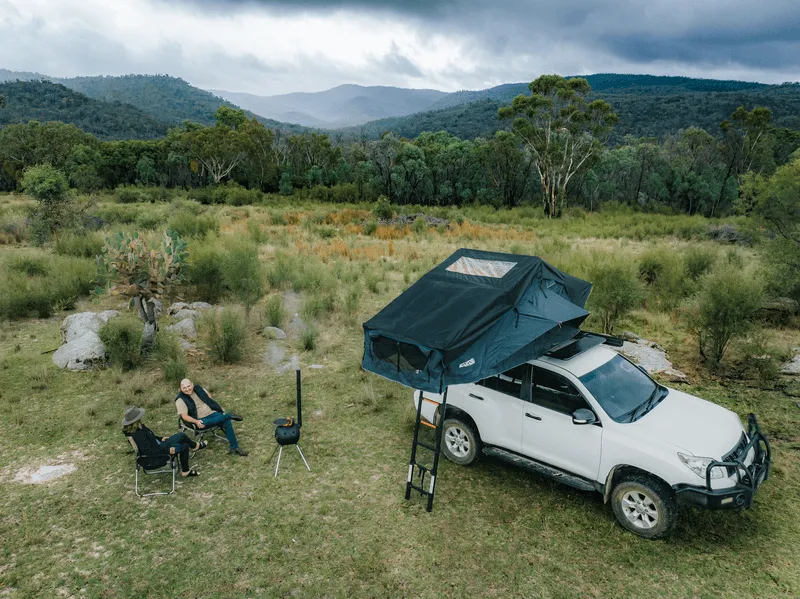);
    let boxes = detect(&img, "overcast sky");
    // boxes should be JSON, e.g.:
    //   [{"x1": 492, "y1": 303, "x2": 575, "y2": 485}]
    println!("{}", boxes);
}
[{"x1": 1, "y1": 0, "x2": 798, "y2": 96}]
